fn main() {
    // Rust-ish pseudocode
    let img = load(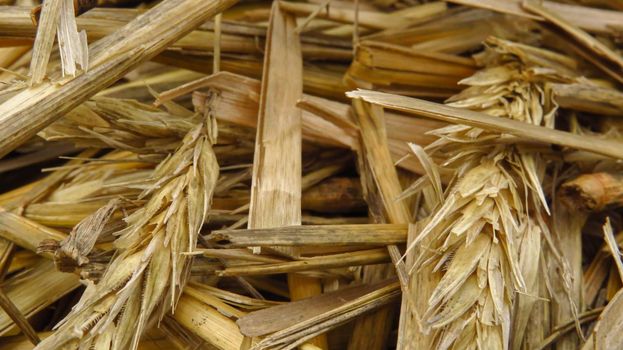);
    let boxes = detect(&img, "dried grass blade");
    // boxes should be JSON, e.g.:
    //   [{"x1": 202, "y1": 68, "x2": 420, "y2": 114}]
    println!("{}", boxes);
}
[{"x1": 347, "y1": 90, "x2": 623, "y2": 159}]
